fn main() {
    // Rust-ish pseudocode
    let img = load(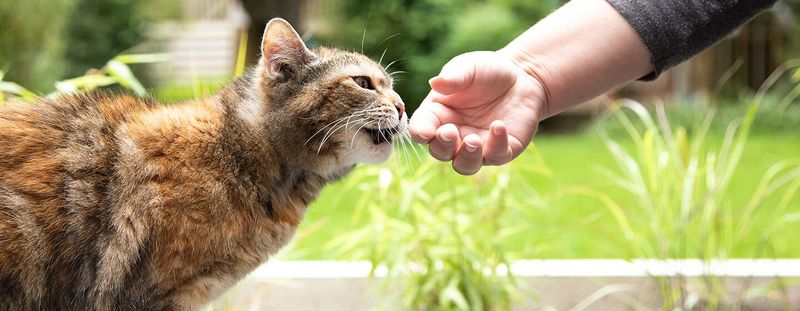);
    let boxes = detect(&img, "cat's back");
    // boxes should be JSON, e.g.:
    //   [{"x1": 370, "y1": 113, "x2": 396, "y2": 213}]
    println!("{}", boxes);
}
[
  {"x1": 0, "y1": 92, "x2": 156, "y2": 165},
  {"x1": 0, "y1": 92, "x2": 156, "y2": 201}
]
